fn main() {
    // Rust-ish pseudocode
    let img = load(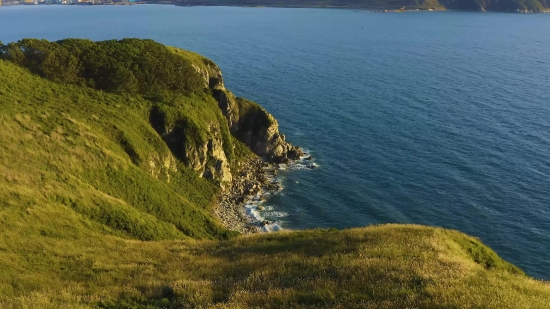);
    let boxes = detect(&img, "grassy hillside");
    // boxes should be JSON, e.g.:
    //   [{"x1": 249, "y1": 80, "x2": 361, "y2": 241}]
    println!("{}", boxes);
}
[
  {"x1": 0, "y1": 39, "x2": 549, "y2": 308},
  {"x1": 0, "y1": 52, "x2": 237, "y2": 241},
  {"x1": 1, "y1": 224, "x2": 550, "y2": 308}
]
